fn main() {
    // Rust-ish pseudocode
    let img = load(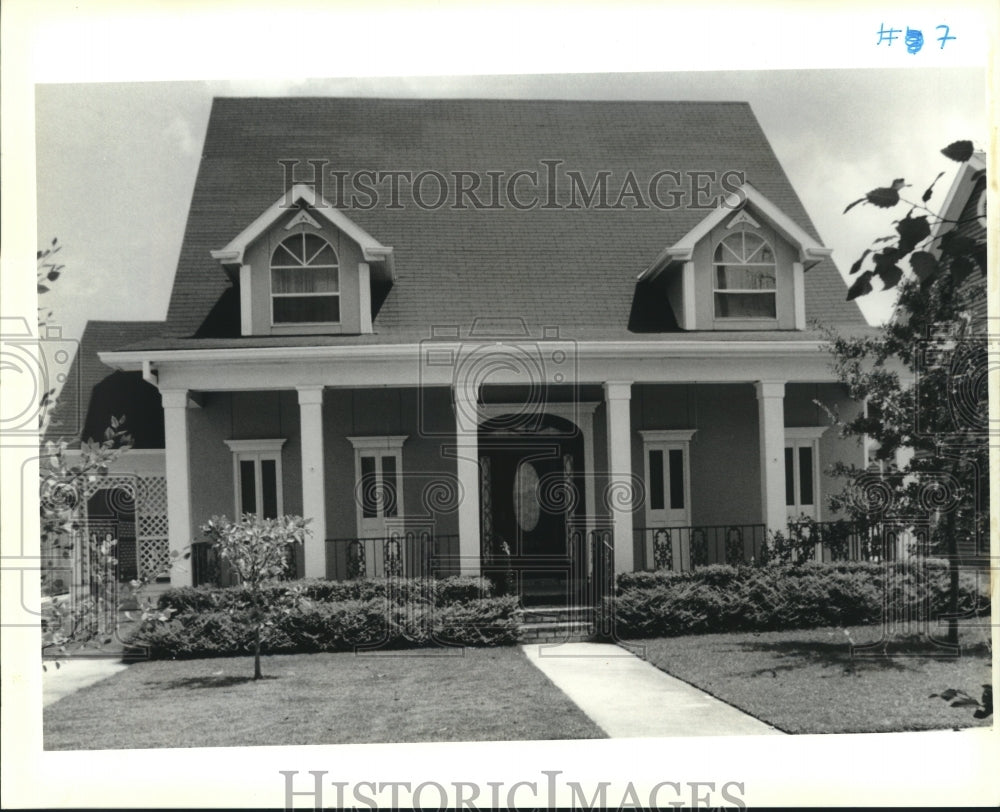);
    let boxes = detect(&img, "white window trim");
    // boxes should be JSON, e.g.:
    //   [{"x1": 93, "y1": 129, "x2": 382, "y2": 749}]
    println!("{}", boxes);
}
[
  {"x1": 224, "y1": 438, "x2": 287, "y2": 518},
  {"x1": 269, "y1": 233, "x2": 342, "y2": 328},
  {"x1": 639, "y1": 429, "x2": 696, "y2": 527},
  {"x1": 347, "y1": 436, "x2": 408, "y2": 536},
  {"x1": 712, "y1": 229, "x2": 778, "y2": 321},
  {"x1": 784, "y1": 427, "x2": 825, "y2": 518}
]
